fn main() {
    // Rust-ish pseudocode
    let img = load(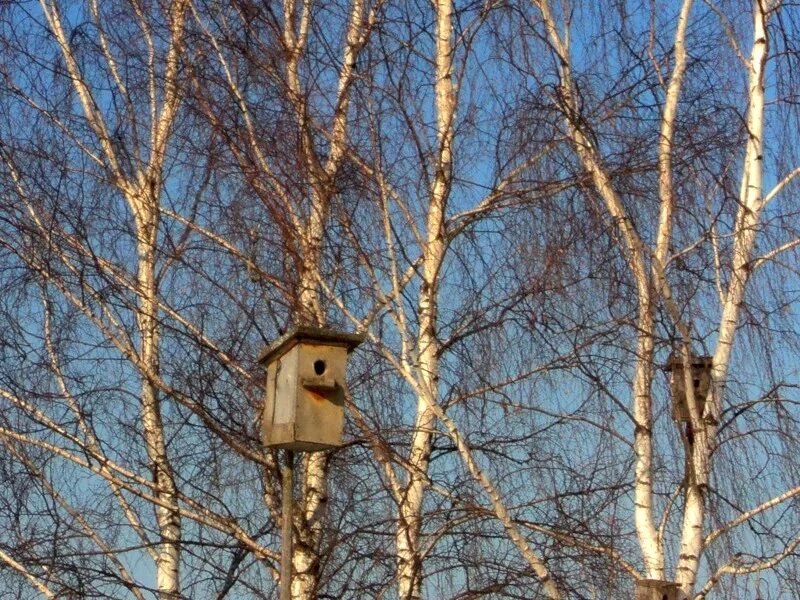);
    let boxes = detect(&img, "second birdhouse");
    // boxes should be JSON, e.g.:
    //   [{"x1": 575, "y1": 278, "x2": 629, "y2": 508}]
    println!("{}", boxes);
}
[
  {"x1": 259, "y1": 326, "x2": 363, "y2": 451},
  {"x1": 665, "y1": 353, "x2": 713, "y2": 423},
  {"x1": 635, "y1": 579, "x2": 682, "y2": 600}
]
